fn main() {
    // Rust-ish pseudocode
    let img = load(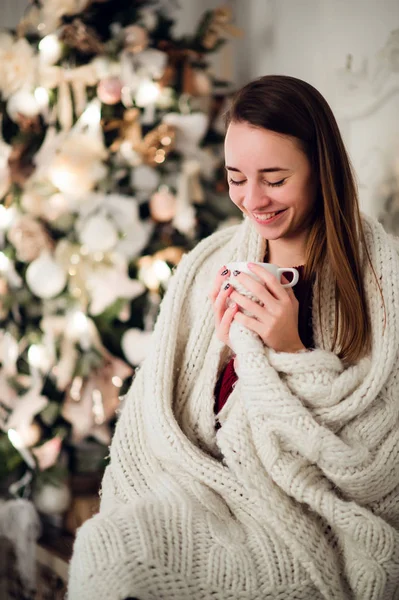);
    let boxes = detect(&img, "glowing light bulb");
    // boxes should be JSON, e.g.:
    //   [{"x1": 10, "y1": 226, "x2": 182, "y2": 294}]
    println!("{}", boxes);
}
[
  {"x1": 34, "y1": 87, "x2": 49, "y2": 109},
  {"x1": 135, "y1": 79, "x2": 160, "y2": 107},
  {"x1": 0, "y1": 252, "x2": 10, "y2": 272},
  {"x1": 0, "y1": 205, "x2": 15, "y2": 230},
  {"x1": 8, "y1": 429, "x2": 36, "y2": 469},
  {"x1": 80, "y1": 100, "x2": 101, "y2": 127},
  {"x1": 153, "y1": 260, "x2": 171, "y2": 284},
  {"x1": 38, "y1": 34, "x2": 62, "y2": 65}
]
